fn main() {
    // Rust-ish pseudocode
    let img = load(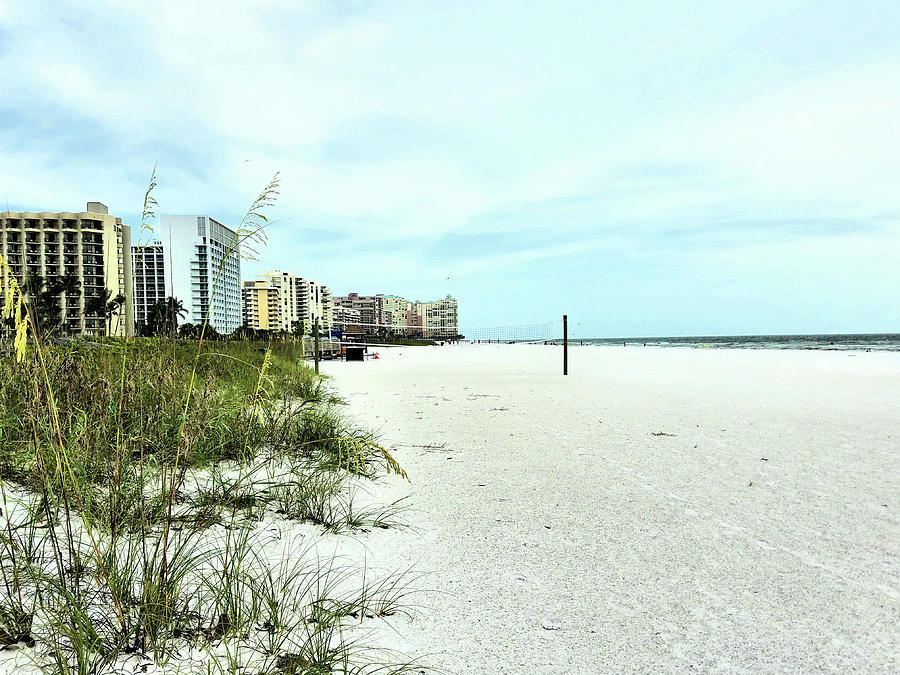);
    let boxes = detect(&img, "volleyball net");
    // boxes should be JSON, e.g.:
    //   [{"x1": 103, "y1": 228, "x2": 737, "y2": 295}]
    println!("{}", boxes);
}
[{"x1": 457, "y1": 321, "x2": 560, "y2": 342}]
